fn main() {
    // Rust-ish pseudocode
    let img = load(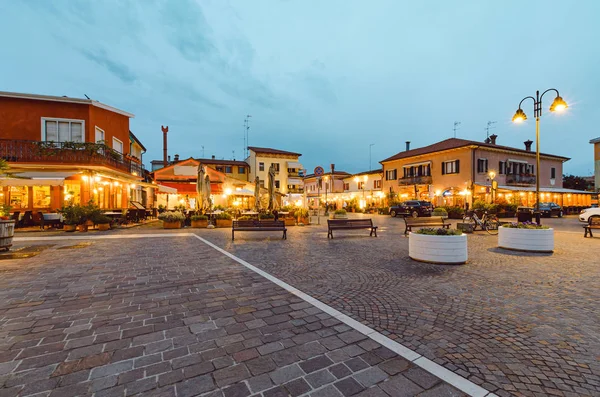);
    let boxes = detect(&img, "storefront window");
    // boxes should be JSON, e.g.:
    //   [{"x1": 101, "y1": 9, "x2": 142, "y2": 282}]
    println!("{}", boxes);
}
[
  {"x1": 9, "y1": 186, "x2": 28, "y2": 209},
  {"x1": 64, "y1": 182, "x2": 81, "y2": 205},
  {"x1": 33, "y1": 186, "x2": 51, "y2": 208}
]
